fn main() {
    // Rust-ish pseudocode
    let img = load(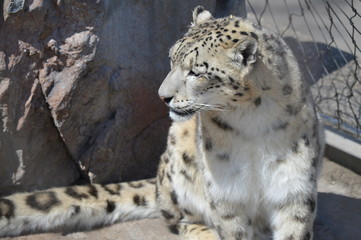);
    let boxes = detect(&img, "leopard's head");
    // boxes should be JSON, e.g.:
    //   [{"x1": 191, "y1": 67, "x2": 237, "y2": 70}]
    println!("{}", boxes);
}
[{"x1": 159, "y1": 6, "x2": 260, "y2": 121}]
